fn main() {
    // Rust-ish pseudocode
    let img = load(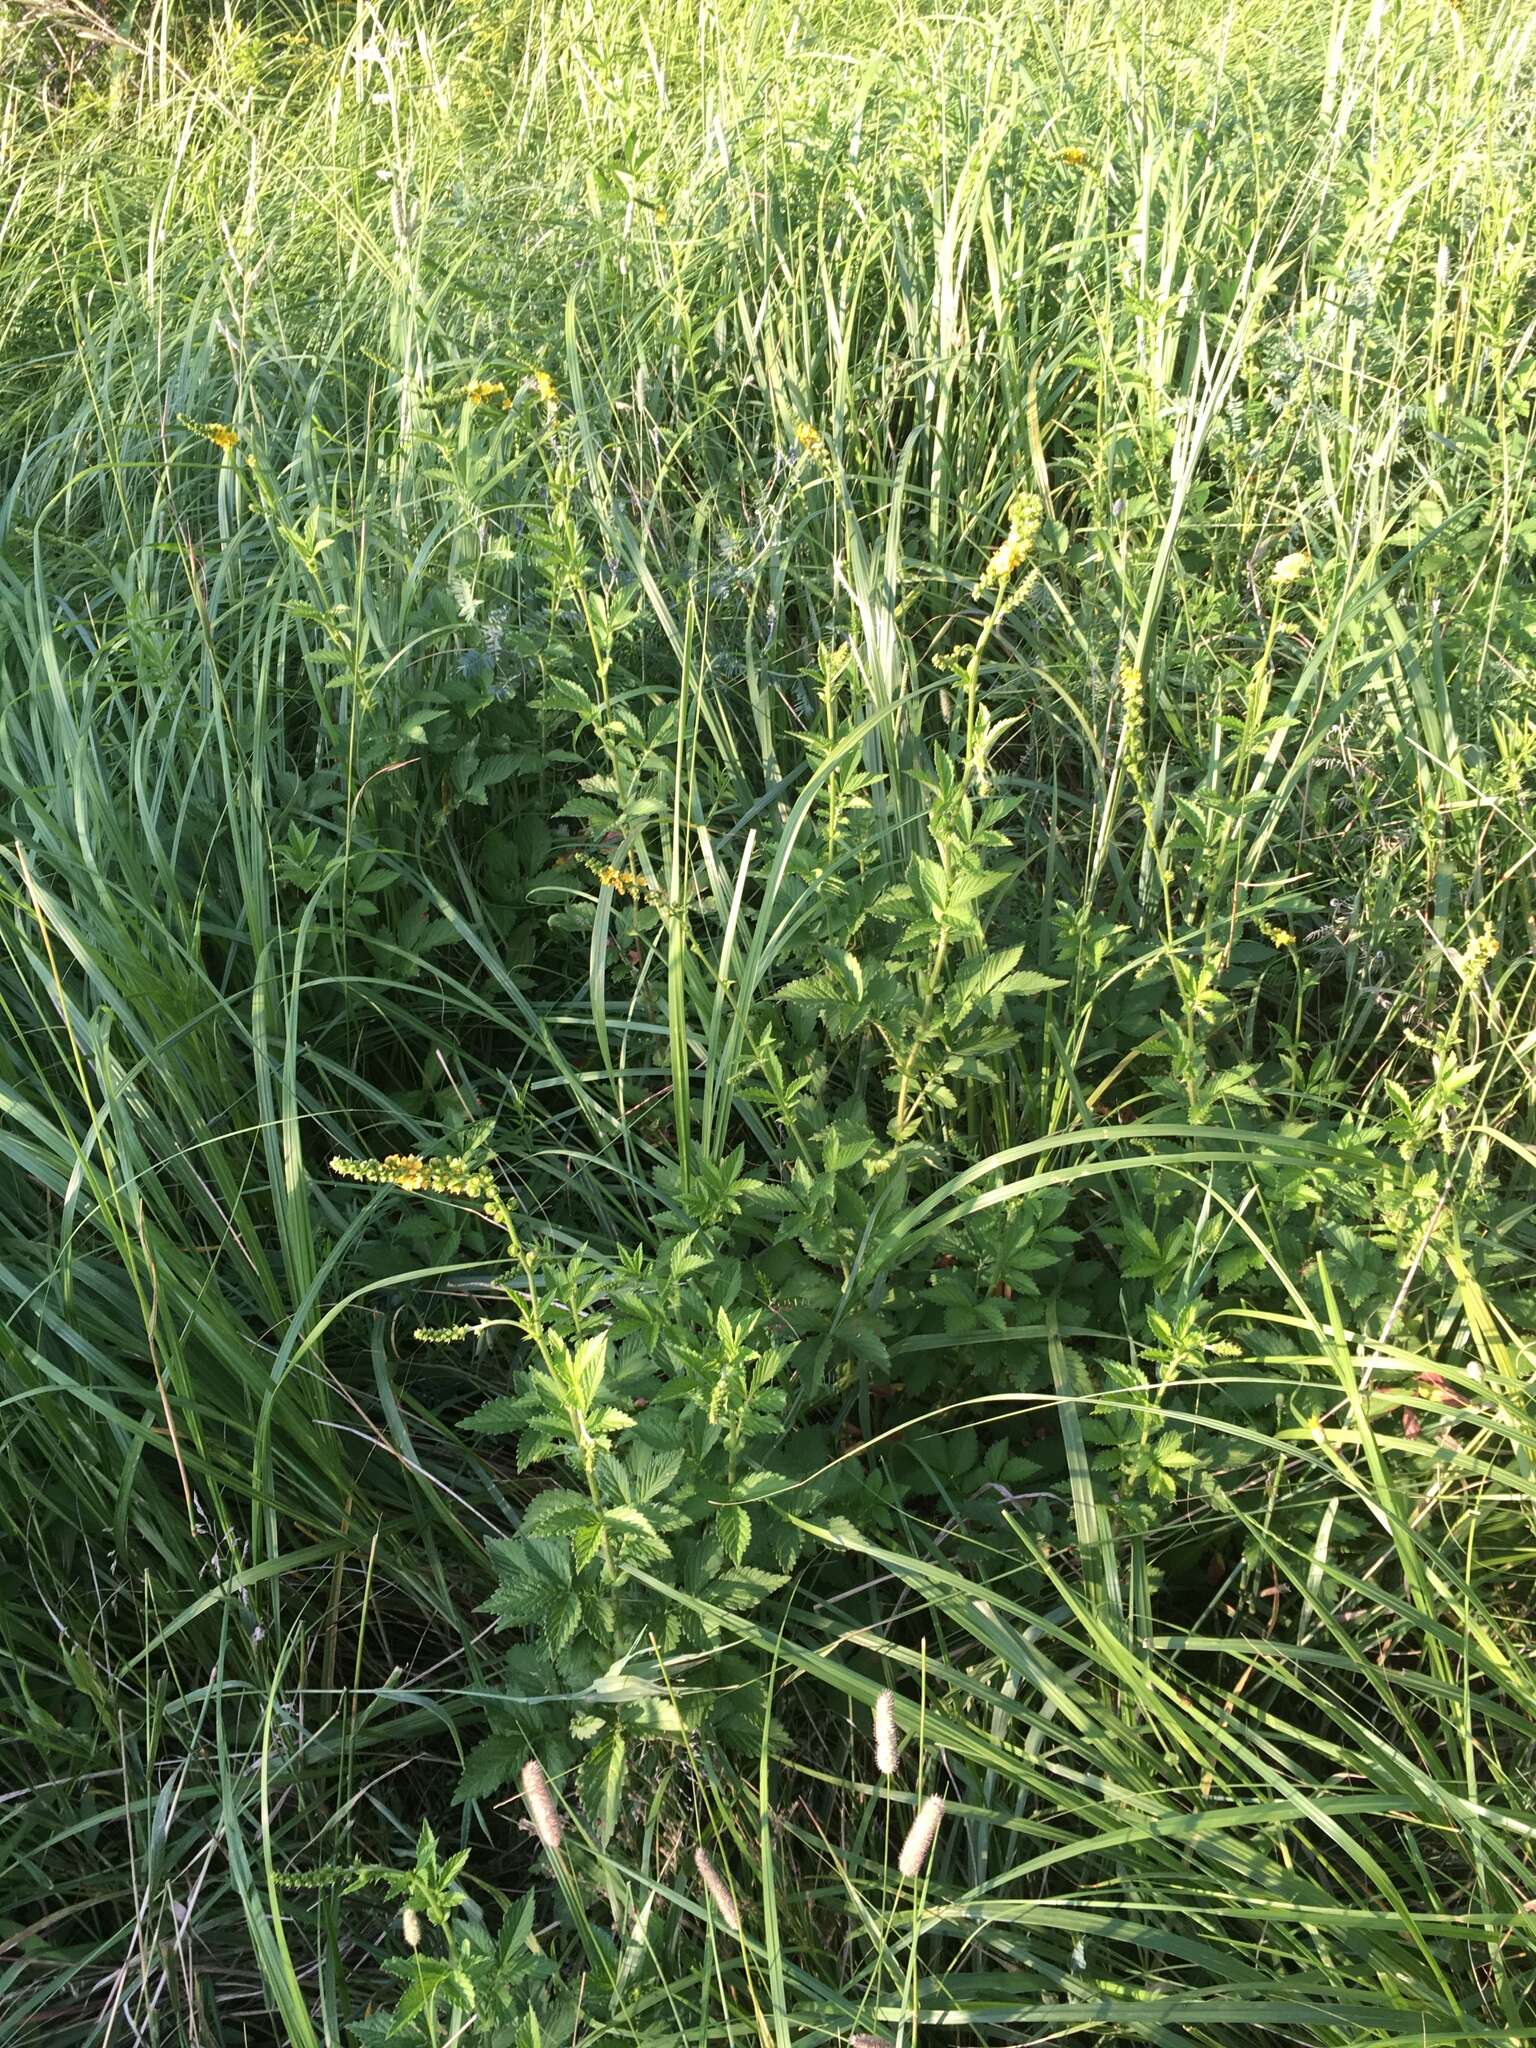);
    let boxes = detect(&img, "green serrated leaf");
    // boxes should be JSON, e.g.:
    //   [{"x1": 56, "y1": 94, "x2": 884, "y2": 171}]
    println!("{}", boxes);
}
[
  {"x1": 578, "y1": 1728, "x2": 627, "y2": 1845},
  {"x1": 462, "y1": 1394, "x2": 524, "y2": 1436},
  {"x1": 716, "y1": 1502, "x2": 751, "y2": 1564},
  {"x1": 520, "y1": 1489, "x2": 601, "y2": 1540}
]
